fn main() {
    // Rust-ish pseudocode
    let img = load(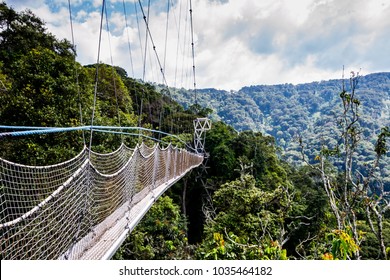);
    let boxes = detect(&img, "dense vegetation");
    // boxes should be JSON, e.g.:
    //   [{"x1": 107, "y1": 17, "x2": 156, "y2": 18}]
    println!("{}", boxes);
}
[
  {"x1": 1, "y1": 3, "x2": 389, "y2": 260},
  {"x1": 170, "y1": 74, "x2": 390, "y2": 186}
]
